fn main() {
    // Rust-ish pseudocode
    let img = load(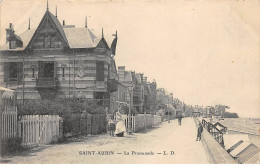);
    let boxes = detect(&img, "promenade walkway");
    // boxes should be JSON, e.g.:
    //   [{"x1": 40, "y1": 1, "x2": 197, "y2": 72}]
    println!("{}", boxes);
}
[
  {"x1": 2, "y1": 118, "x2": 210, "y2": 163},
  {"x1": 194, "y1": 119, "x2": 237, "y2": 164}
]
